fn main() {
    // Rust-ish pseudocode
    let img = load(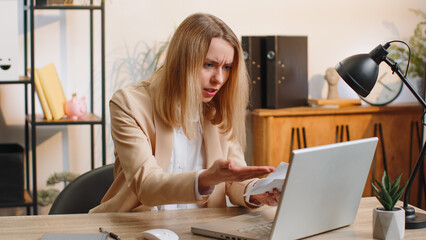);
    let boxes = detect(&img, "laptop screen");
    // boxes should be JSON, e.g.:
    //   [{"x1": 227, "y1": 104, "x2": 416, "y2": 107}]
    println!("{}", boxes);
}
[{"x1": 192, "y1": 137, "x2": 378, "y2": 240}]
